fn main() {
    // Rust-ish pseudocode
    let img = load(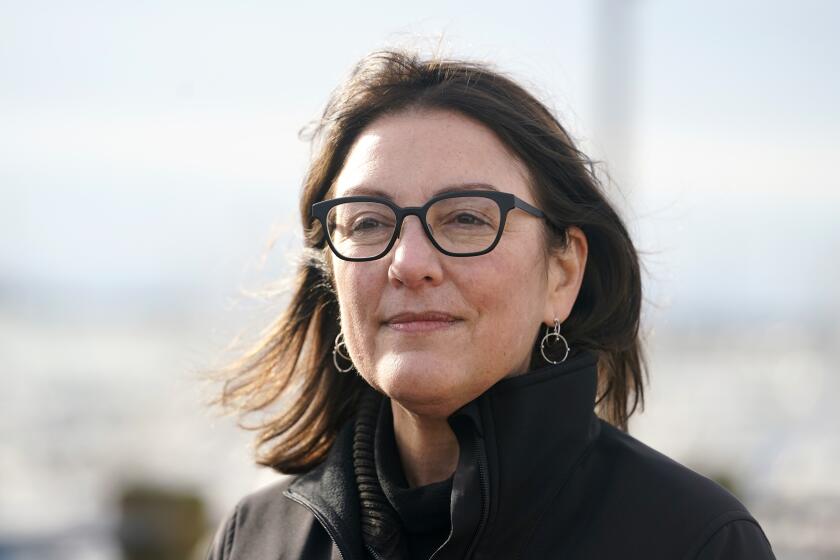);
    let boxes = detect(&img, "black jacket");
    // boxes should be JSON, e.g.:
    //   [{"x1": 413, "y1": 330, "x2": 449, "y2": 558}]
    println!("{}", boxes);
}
[{"x1": 206, "y1": 350, "x2": 776, "y2": 559}]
